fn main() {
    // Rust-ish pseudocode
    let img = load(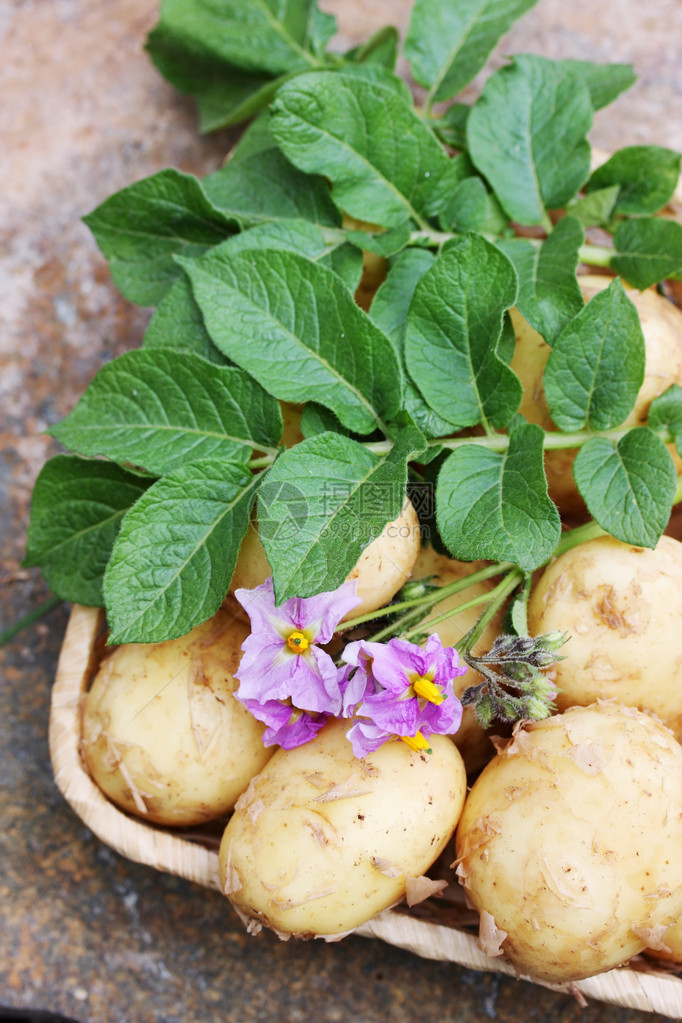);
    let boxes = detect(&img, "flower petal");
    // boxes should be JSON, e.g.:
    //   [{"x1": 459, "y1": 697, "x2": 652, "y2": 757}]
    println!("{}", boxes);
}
[
  {"x1": 295, "y1": 579, "x2": 361, "y2": 643},
  {"x1": 234, "y1": 577, "x2": 291, "y2": 638},
  {"x1": 345, "y1": 719, "x2": 390, "y2": 759}
]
